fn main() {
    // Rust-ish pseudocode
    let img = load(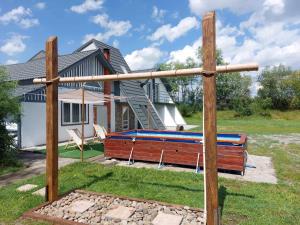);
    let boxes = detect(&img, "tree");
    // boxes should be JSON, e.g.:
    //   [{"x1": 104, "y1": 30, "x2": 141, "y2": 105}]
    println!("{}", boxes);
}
[
  {"x1": 199, "y1": 47, "x2": 252, "y2": 110},
  {"x1": 216, "y1": 73, "x2": 252, "y2": 110},
  {"x1": 283, "y1": 70, "x2": 300, "y2": 109},
  {"x1": 257, "y1": 65, "x2": 294, "y2": 110},
  {"x1": 159, "y1": 47, "x2": 252, "y2": 111},
  {"x1": 0, "y1": 67, "x2": 20, "y2": 166}
]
